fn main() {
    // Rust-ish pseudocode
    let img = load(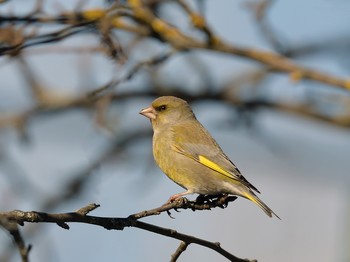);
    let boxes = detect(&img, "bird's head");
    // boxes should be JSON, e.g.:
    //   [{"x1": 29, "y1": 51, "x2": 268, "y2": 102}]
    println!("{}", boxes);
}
[{"x1": 139, "y1": 96, "x2": 195, "y2": 127}]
